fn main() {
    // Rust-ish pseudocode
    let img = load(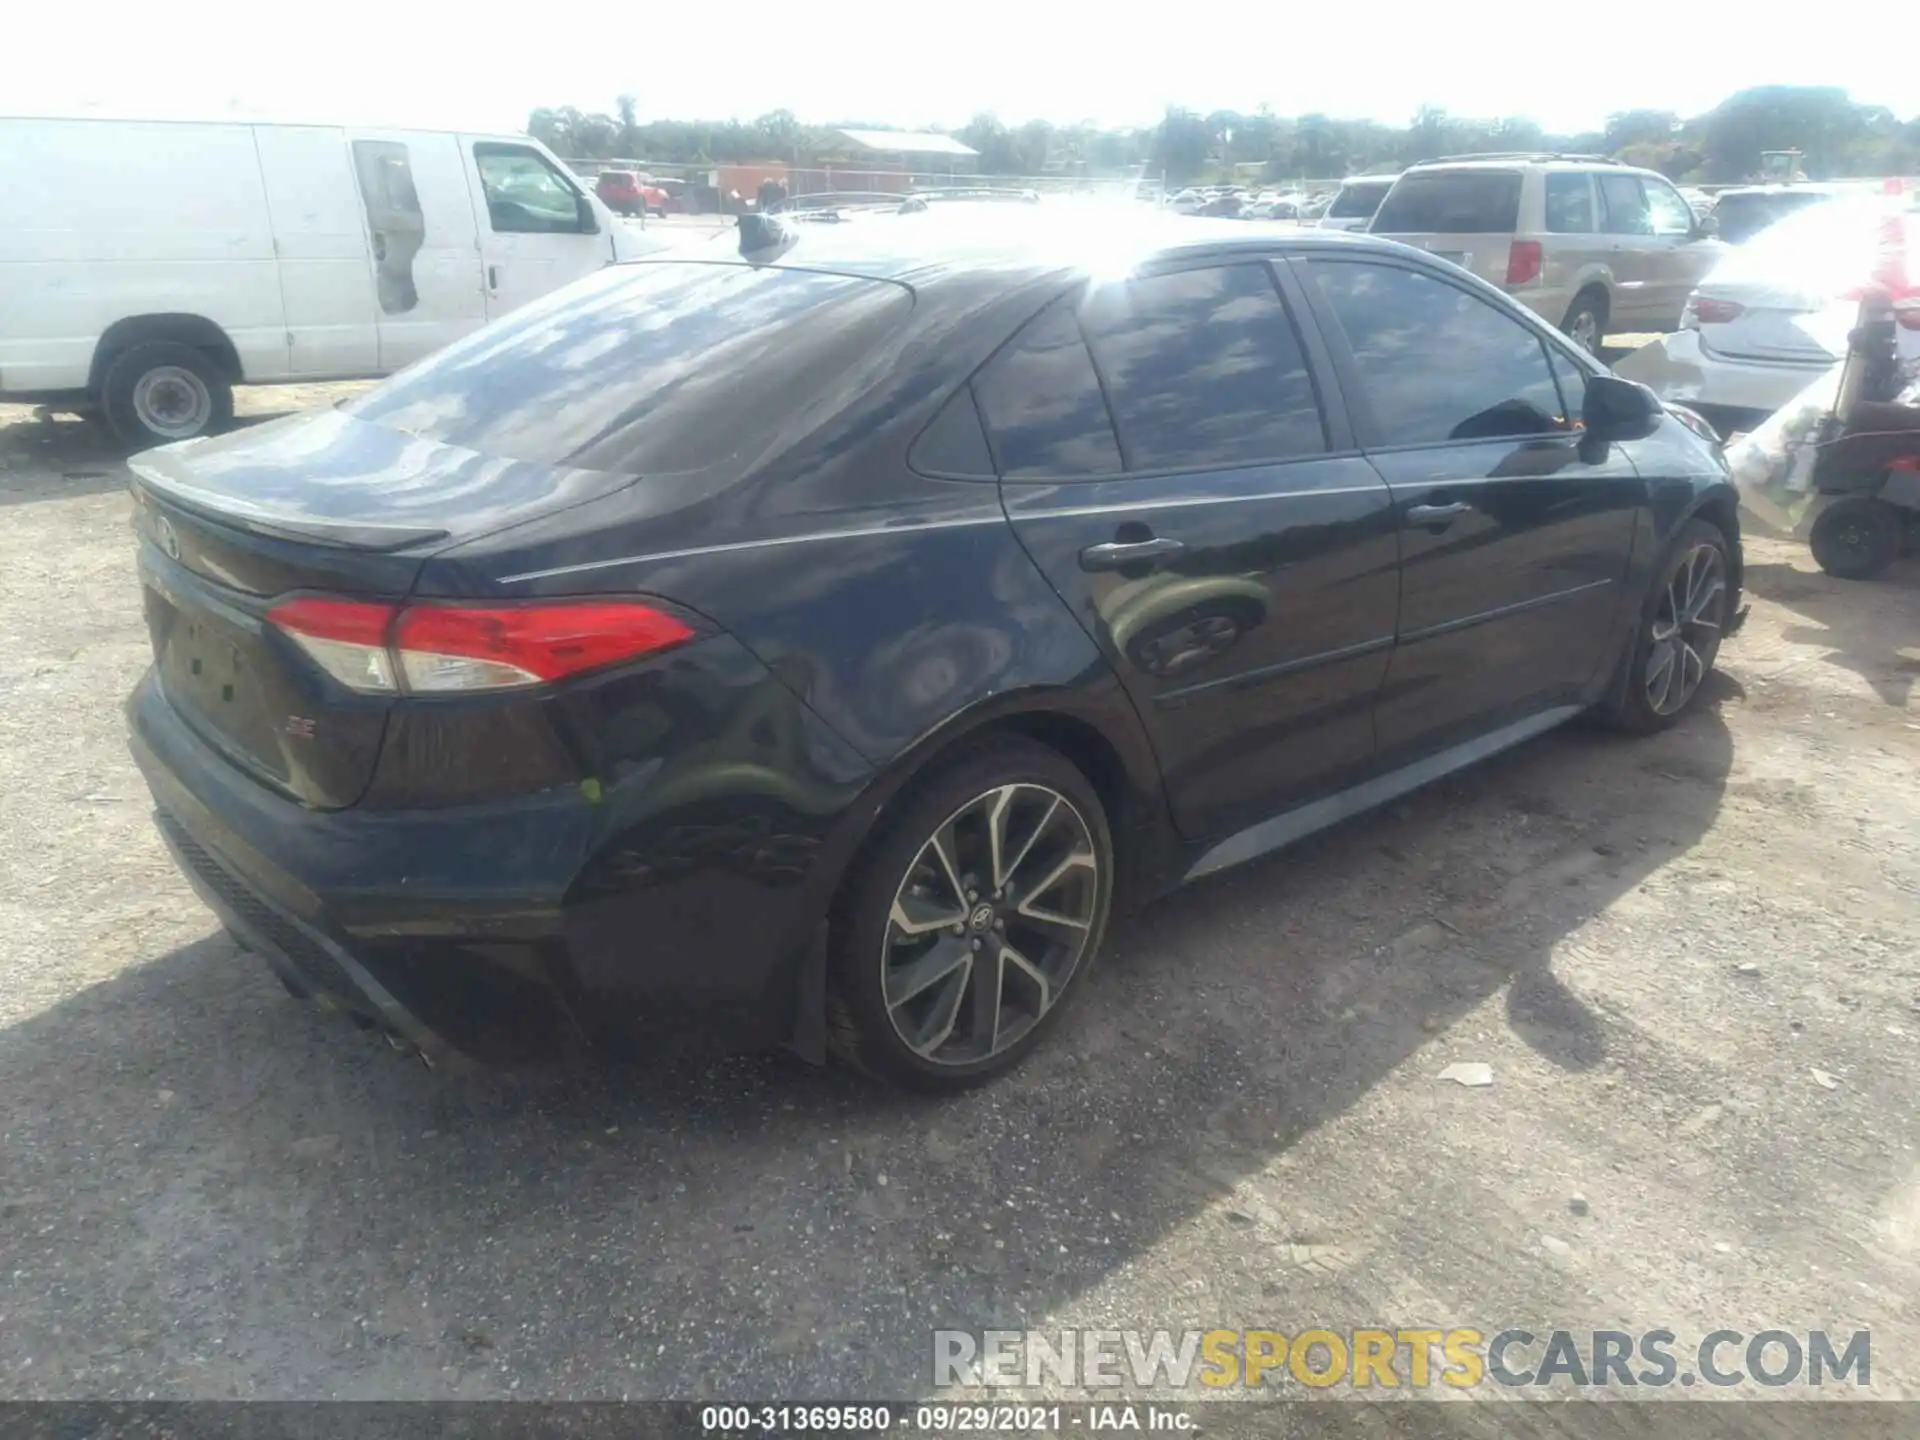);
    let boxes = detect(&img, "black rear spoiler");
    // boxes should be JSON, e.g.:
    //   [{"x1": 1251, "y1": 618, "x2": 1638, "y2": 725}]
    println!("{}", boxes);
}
[{"x1": 128, "y1": 454, "x2": 449, "y2": 553}]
